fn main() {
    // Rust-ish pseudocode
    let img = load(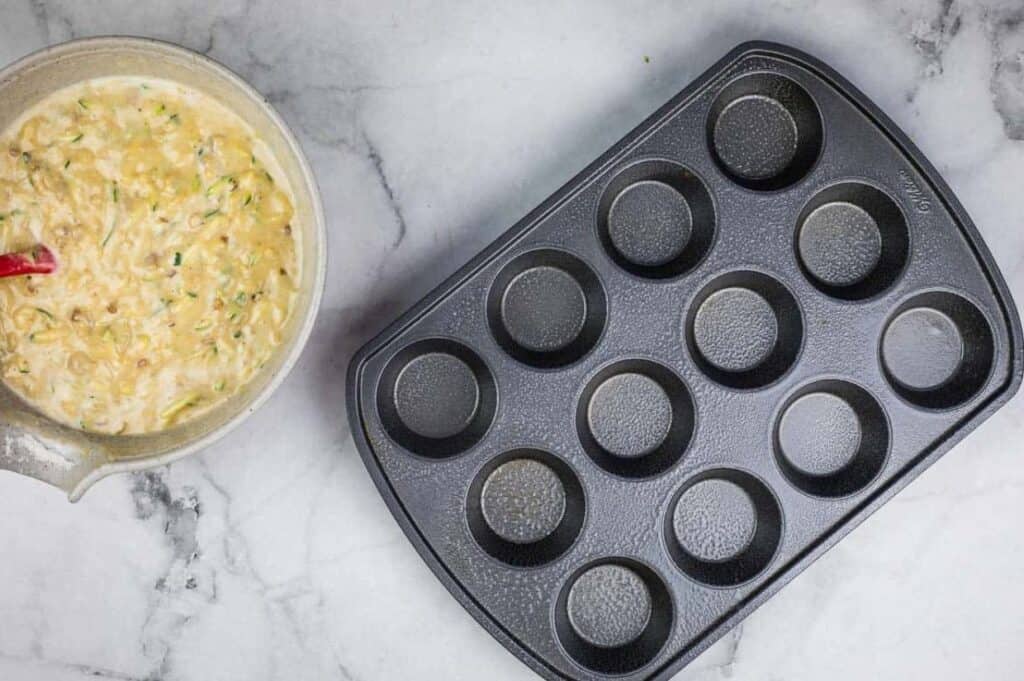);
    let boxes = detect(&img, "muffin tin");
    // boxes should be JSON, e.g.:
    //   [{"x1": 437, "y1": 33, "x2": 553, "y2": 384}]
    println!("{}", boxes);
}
[{"x1": 347, "y1": 42, "x2": 1022, "y2": 680}]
